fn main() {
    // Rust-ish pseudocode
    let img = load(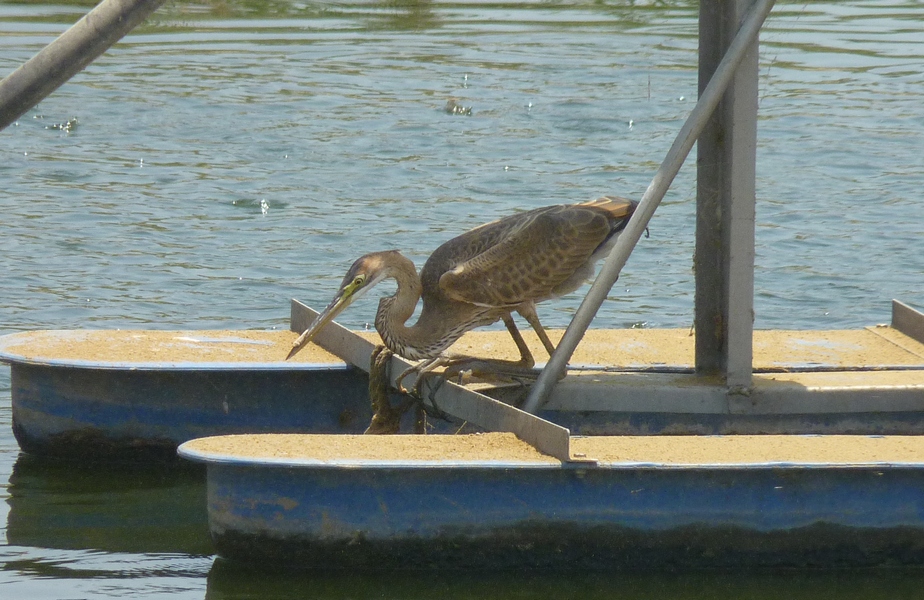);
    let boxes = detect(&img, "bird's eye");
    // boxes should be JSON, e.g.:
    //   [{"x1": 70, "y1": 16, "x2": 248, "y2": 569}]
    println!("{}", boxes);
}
[{"x1": 353, "y1": 276, "x2": 365, "y2": 287}]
